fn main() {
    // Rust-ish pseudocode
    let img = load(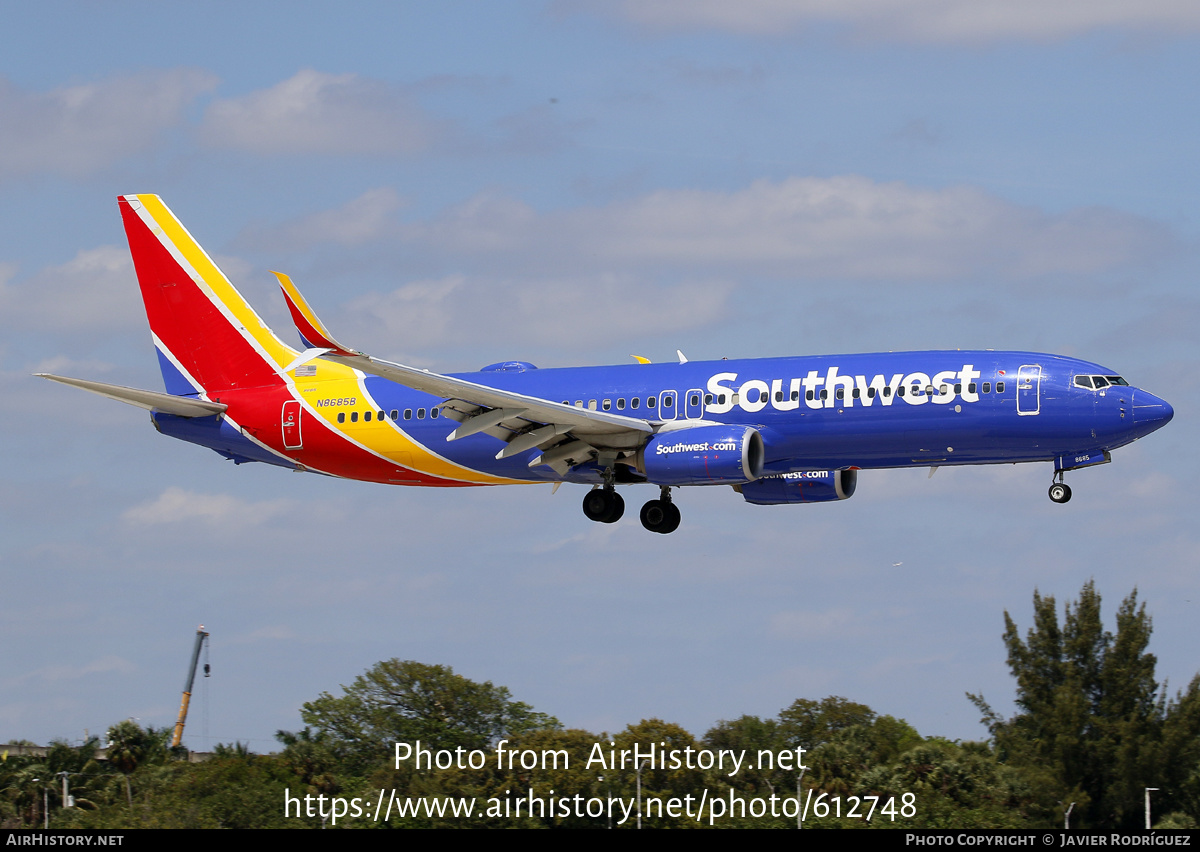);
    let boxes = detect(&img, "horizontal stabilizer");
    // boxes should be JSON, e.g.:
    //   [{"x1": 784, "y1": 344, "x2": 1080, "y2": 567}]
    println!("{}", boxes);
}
[{"x1": 36, "y1": 374, "x2": 228, "y2": 418}]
